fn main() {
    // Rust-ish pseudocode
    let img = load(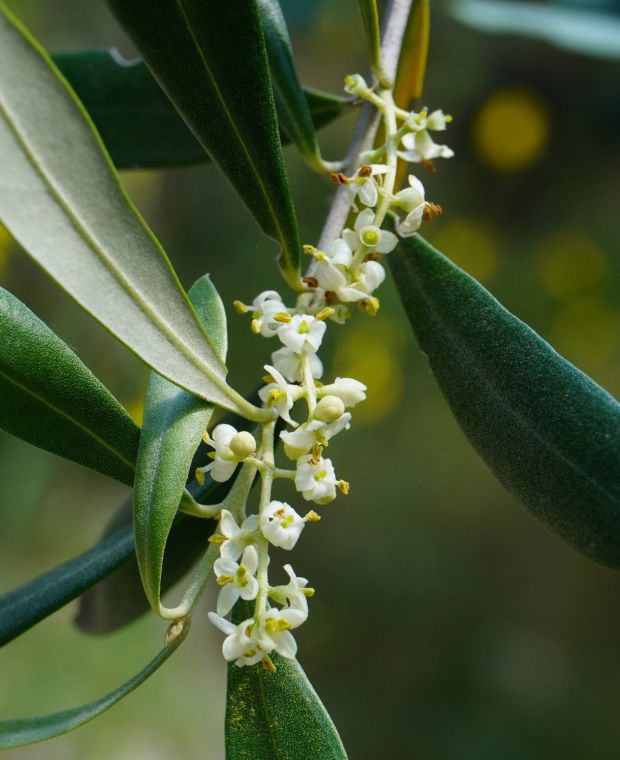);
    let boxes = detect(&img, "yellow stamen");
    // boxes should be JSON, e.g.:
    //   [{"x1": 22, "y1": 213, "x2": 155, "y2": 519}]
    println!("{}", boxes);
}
[
  {"x1": 305, "y1": 510, "x2": 321, "y2": 523},
  {"x1": 274, "y1": 312, "x2": 292, "y2": 323},
  {"x1": 316, "y1": 306, "x2": 335, "y2": 321},
  {"x1": 195, "y1": 467, "x2": 205, "y2": 486},
  {"x1": 262, "y1": 655, "x2": 277, "y2": 672},
  {"x1": 208, "y1": 533, "x2": 225, "y2": 545},
  {"x1": 338, "y1": 480, "x2": 350, "y2": 495},
  {"x1": 216, "y1": 574, "x2": 234, "y2": 586},
  {"x1": 251, "y1": 318, "x2": 261, "y2": 334},
  {"x1": 232, "y1": 300, "x2": 248, "y2": 314}
]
